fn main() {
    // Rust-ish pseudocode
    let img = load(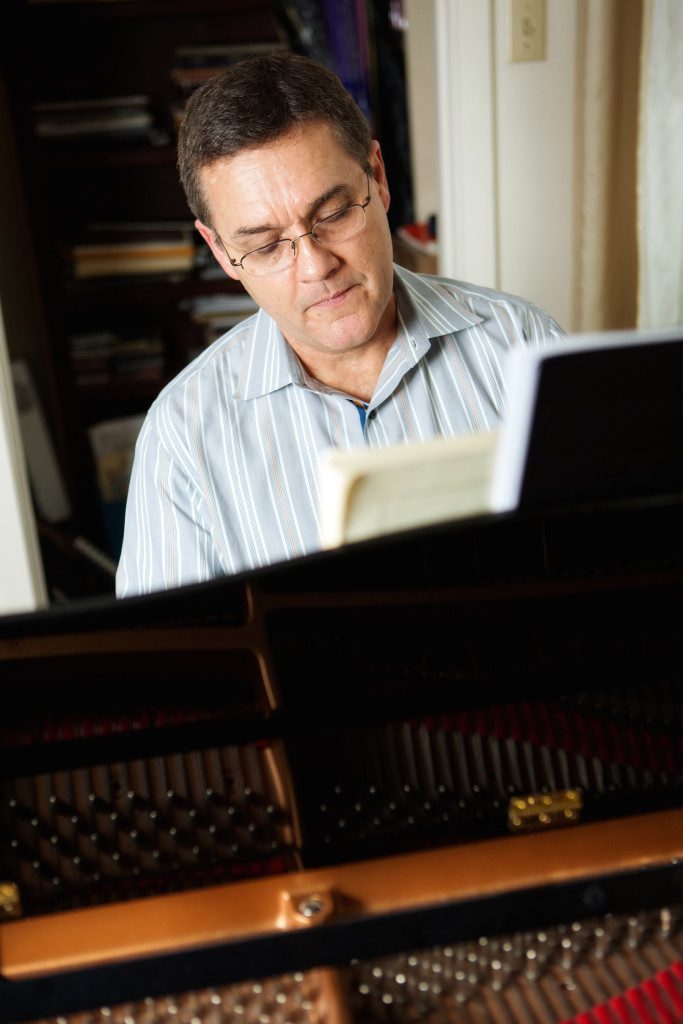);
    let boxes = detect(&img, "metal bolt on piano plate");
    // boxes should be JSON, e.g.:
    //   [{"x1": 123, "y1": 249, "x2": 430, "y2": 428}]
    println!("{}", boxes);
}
[
  {"x1": 507, "y1": 788, "x2": 583, "y2": 832},
  {"x1": 0, "y1": 881, "x2": 22, "y2": 918},
  {"x1": 298, "y1": 896, "x2": 326, "y2": 918}
]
